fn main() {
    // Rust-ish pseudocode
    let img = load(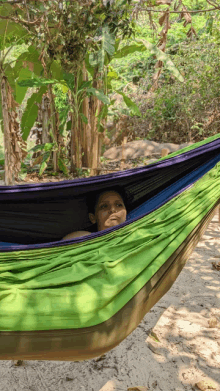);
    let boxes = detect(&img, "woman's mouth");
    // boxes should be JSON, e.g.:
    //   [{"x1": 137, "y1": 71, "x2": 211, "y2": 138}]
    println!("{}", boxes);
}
[{"x1": 109, "y1": 215, "x2": 119, "y2": 220}]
